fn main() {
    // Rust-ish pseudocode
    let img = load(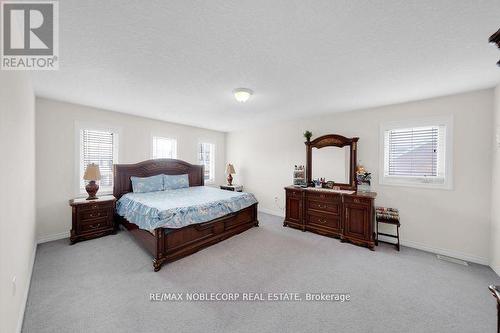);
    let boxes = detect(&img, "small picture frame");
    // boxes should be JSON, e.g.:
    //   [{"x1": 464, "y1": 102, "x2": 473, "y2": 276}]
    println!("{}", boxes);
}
[{"x1": 324, "y1": 181, "x2": 335, "y2": 189}]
